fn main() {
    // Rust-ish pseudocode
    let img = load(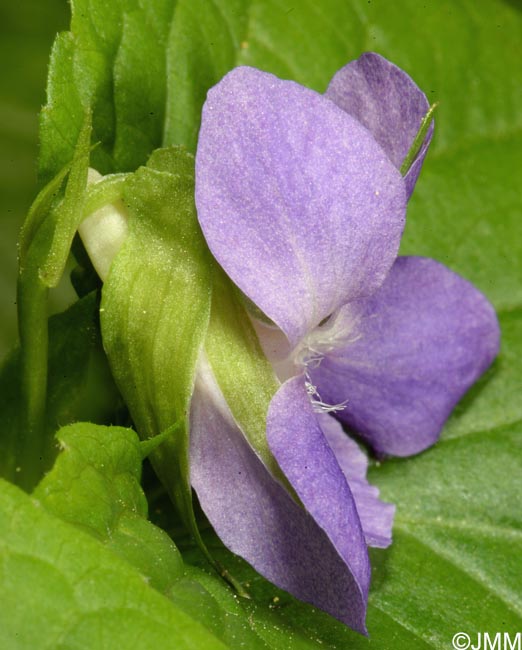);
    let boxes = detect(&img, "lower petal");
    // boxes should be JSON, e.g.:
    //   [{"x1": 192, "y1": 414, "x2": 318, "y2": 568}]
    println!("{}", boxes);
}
[
  {"x1": 190, "y1": 357, "x2": 369, "y2": 632},
  {"x1": 309, "y1": 256, "x2": 500, "y2": 456},
  {"x1": 318, "y1": 414, "x2": 395, "y2": 548},
  {"x1": 252, "y1": 324, "x2": 395, "y2": 547},
  {"x1": 266, "y1": 377, "x2": 370, "y2": 599}
]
